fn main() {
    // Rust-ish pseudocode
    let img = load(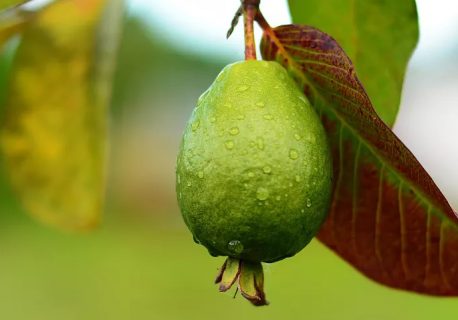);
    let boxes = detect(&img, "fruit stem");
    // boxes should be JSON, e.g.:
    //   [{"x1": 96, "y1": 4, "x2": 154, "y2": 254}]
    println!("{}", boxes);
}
[
  {"x1": 243, "y1": 0, "x2": 259, "y2": 60},
  {"x1": 254, "y1": 8, "x2": 271, "y2": 33}
]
